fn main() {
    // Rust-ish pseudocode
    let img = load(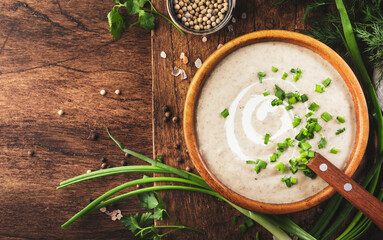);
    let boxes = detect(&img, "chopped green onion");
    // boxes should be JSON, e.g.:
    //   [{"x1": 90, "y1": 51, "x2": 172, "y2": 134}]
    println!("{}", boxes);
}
[
  {"x1": 314, "y1": 123, "x2": 322, "y2": 132},
  {"x1": 292, "y1": 116, "x2": 302, "y2": 128},
  {"x1": 264, "y1": 133, "x2": 270, "y2": 145},
  {"x1": 258, "y1": 72, "x2": 266, "y2": 83},
  {"x1": 289, "y1": 159, "x2": 298, "y2": 174},
  {"x1": 270, "y1": 153, "x2": 277, "y2": 162},
  {"x1": 271, "y1": 99, "x2": 283, "y2": 106},
  {"x1": 221, "y1": 108, "x2": 229, "y2": 118},
  {"x1": 321, "y1": 112, "x2": 332, "y2": 122},
  {"x1": 156, "y1": 155, "x2": 164, "y2": 163},
  {"x1": 272, "y1": 66, "x2": 278, "y2": 72},
  {"x1": 276, "y1": 162, "x2": 286, "y2": 173},
  {"x1": 290, "y1": 68, "x2": 296, "y2": 73},
  {"x1": 315, "y1": 84, "x2": 325, "y2": 93},
  {"x1": 285, "y1": 137, "x2": 295, "y2": 146},
  {"x1": 233, "y1": 216, "x2": 238, "y2": 225},
  {"x1": 288, "y1": 97, "x2": 297, "y2": 104},
  {"x1": 336, "y1": 116, "x2": 345, "y2": 123},
  {"x1": 281, "y1": 176, "x2": 296, "y2": 187},
  {"x1": 305, "y1": 112, "x2": 314, "y2": 118},
  {"x1": 285, "y1": 105, "x2": 294, "y2": 111},
  {"x1": 322, "y1": 78, "x2": 332, "y2": 87},
  {"x1": 246, "y1": 160, "x2": 256, "y2": 164},
  {"x1": 308, "y1": 150, "x2": 315, "y2": 158},
  {"x1": 277, "y1": 142, "x2": 287, "y2": 152},
  {"x1": 336, "y1": 127, "x2": 346, "y2": 135},
  {"x1": 281, "y1": 72, "x2": 288, "y2": 80},
  {"x1": 303, "y1": 168, "x2": 316, "y2": 178},
  {"x1": 244, "y1": 217, "x2": 254, "y2": 228},
  {"x1": 239, "y1": 223, "x2": 247, "y2": 233},
  {"x1": 291, "y1": 177, "x2": 297, "y2": 184},
  {"x1": 318, "y1": 135, "x2": 327, "y2": 149},
  {"x1": 301, "y1": 94, "x2": 308, "y2": 102},
  {"x1": 275, "y1": 84, "x2": 285, "y2": 100},
  {"x1": 308, "y1": 102, "x2": 319, "y2": 111},
  {"x1": 263, "y1": 90, "x2": 270, "y2": 96},
  {"x1": 330, "y1": 147, "x2": 340, "y2": 154},
  {"x1": 299, "y1": 141, "x2": 312, "y2": 151},
  {"x1": 254, "y1": 159, "x2": 267, "y2": 173}
]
